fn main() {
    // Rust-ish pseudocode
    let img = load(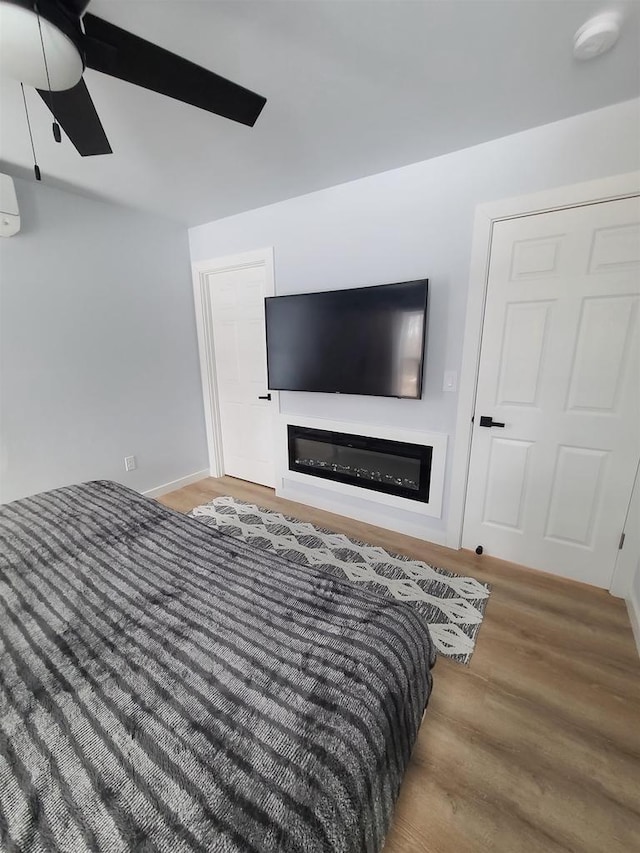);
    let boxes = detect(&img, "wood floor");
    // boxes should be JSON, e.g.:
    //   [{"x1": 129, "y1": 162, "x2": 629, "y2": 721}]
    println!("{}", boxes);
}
[{"x1": 159, "y1": 476, "x2": 640, "y2": 853}]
